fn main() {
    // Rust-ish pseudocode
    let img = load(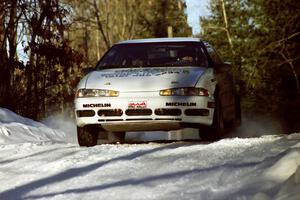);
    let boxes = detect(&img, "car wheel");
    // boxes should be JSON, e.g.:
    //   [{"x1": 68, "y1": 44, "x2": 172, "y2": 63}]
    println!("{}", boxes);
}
[
  {"x1": 108, "y1": 132, "x2": 126, "y2": 144},
  {"x1": 77, "y1": 125, "x2": 98, "y2": 147},
  {"x1": 199, "y1": 99, "x2": 224, "y2": 141}
]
